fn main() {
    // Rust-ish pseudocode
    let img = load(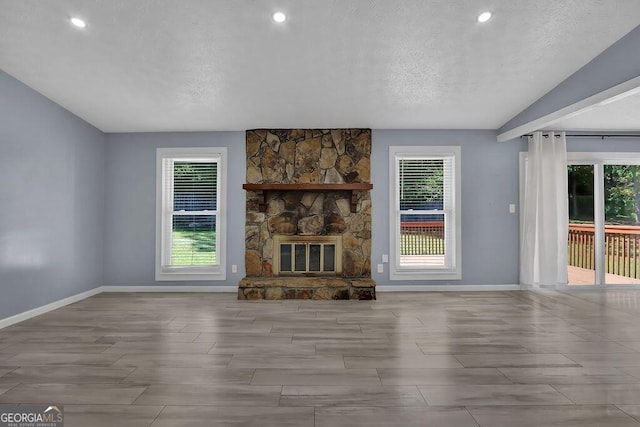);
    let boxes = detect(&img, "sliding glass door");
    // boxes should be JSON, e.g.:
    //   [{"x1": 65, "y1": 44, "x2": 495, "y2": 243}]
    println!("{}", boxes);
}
[
  {"x1": 567, "y1": 165, "x2": 596, "y2": 285},
  {"x1": 603, "y1": 165, "x2": 640, "y2": 284},
  {"x1": 566, "y1": 156, "x2": 640, "y2": 286}
]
